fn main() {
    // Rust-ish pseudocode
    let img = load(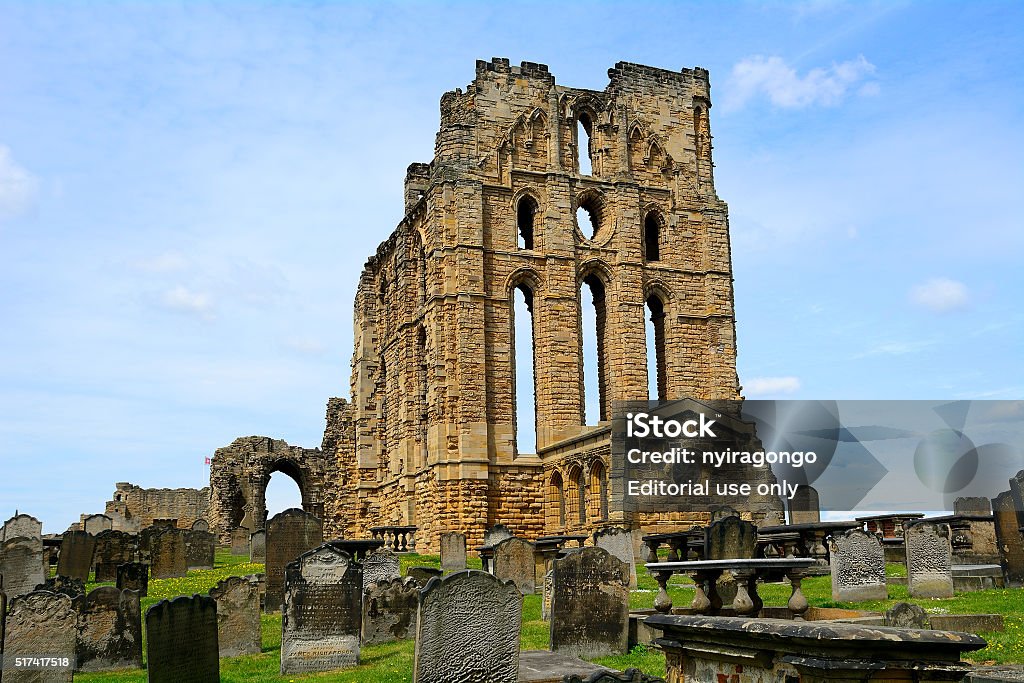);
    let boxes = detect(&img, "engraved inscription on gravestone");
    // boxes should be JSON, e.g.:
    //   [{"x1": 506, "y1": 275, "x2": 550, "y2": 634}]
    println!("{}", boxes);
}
[
  {"x1": 0, "y1": 536, "x2": 45, "y2": 600},
  {"x1": 362, "y1": 576, "x2": 419, "y2": 645},
  {"x1": 185, "y1": 530, "x2": 216, "y2": 570},
  {"x1": 265, "y1": 508, "x2": 323, "y2": 613},
  {"x1": 362, "y1": 549, "x2": 401, "y2": 591},
  {"x1": 56, "y1": 531, "x2": 95, "y2": 583},
  {"x1": 145, "y1": 595, "x2": 220, "y2": 683},
  {"x1": 209, "y1": 575, "x2": 262, "y2": 658},
  {"x1": 492, "y1": 537, "x2": 535, "y2": 595},
  {"x1": 905, "y1": 522, "x2": 954, "y2": 599},
  {"x1": 73, "y1": 587, "x2": 143, "y2": 673},
  {"x1": 2, "y1": 591, "x2": 76, "y2": 683},
  {"x1": 829, "y1": 529, "x2": 887, "y2": 602},
  {"x1": 549, "y1": 547, "x2": 630, "y2": 658}
]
